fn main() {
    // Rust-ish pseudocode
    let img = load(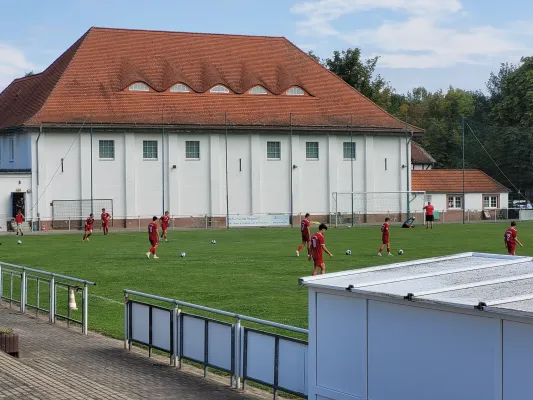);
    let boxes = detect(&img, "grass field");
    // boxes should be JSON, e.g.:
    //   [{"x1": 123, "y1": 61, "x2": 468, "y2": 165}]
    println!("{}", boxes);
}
[{"x1": 0, "y1": 222, "x2": 530, "y2": 338}]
